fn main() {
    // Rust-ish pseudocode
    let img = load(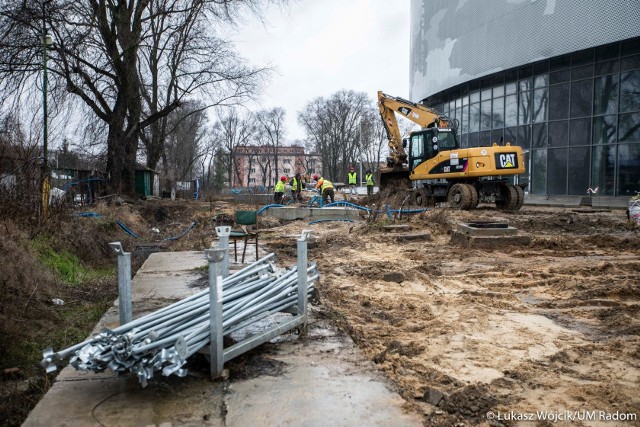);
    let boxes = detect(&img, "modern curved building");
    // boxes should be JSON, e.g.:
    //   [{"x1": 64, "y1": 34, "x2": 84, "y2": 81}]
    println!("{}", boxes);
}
[{"x1": 410, "y1": 0, "x2": 640, "y2": 198}]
